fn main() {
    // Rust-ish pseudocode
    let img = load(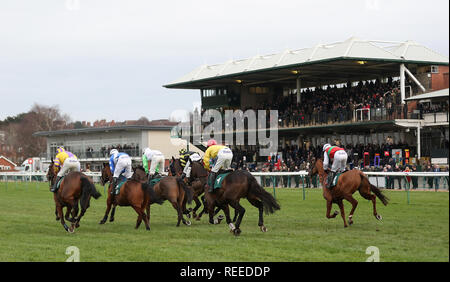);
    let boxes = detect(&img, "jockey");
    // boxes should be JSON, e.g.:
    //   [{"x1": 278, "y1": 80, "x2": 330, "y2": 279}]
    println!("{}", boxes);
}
[
  {"x1": 203, "y1": 139, "x2": 233, "y2": 193},
  {"x1": 323, "y1": 143, "x2": 348, "y2": 189},
  {"x1": 109, "y1": 148, "x2": 133, "y2": 190},
  {"x1": 179, "y1": 148, "x2": 202, "y2": 181},
  {"x1": 142, "y1": 147, "x2": 165, "y2": 181},
  {"x1": 51, "y1": 147, "x2": 80, "y2": 192}
]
